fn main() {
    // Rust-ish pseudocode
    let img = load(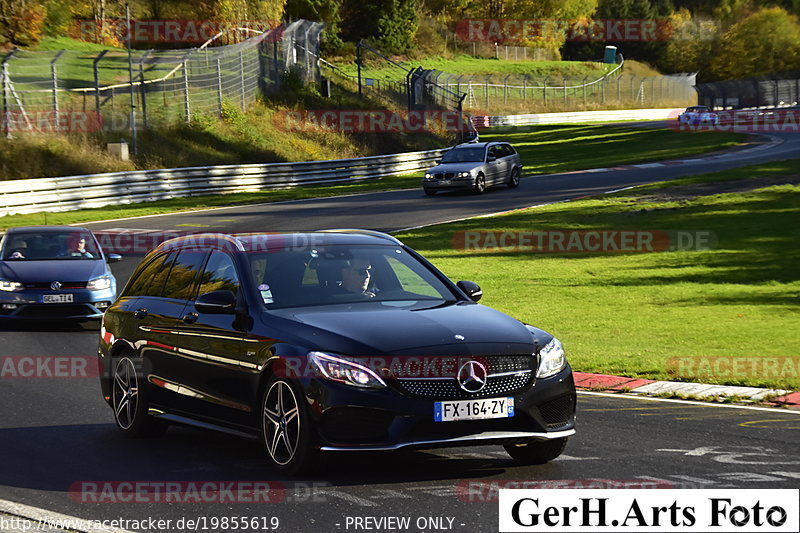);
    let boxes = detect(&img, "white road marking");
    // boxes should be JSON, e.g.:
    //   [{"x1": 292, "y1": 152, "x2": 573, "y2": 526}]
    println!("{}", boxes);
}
[
  {"x1": 578, "y1": 390, "x2": 800, "y2": 414},
  {"x1": 0, "y1": 498, "x2": 133, "y2": 533}
]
